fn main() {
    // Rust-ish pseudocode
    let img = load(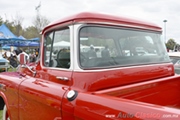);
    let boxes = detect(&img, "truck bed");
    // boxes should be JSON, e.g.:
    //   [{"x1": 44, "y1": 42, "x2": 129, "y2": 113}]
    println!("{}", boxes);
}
[{"x1": 95, "y1": 75, "x2": 180, "y2": 109}]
